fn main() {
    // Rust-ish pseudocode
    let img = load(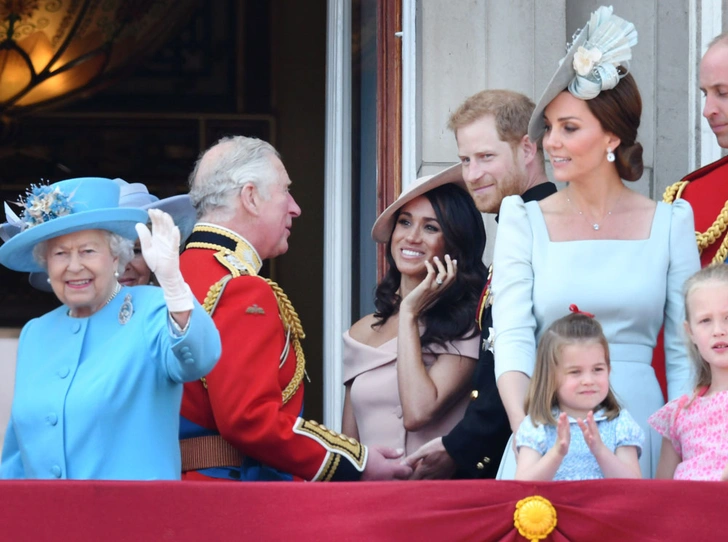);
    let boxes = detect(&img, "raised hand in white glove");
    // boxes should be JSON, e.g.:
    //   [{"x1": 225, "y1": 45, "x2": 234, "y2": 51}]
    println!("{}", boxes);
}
[{"x1": 135, "y1": 209, "x2": 194, "y2": 314}]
